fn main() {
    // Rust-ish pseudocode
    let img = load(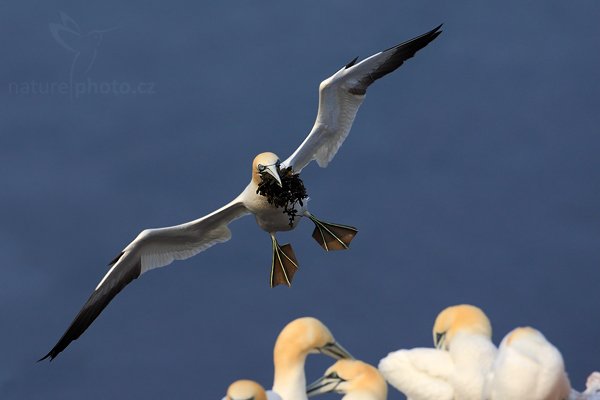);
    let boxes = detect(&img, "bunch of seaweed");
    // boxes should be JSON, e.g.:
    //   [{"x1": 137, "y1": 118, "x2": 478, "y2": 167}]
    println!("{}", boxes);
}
[{"x1": 256, "y1": 166, "x2": 308, "y2": 226}]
